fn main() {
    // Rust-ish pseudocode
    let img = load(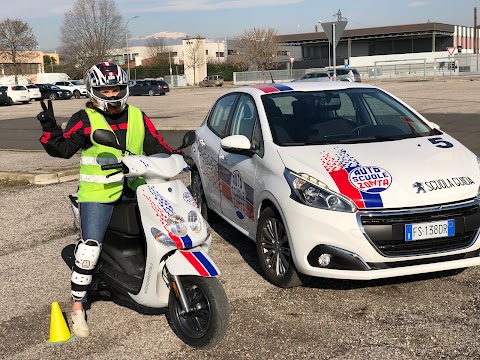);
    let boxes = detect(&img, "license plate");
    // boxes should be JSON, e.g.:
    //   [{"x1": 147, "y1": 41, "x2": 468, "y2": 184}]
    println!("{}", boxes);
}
[
  {"x1": 405, "y1": 219, "x2": 455, "y2": 241},
  {"x1": 21, "y1": 96, "x2": 27, "y2": 99}
]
